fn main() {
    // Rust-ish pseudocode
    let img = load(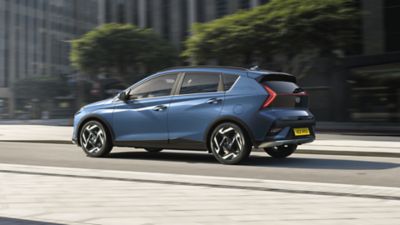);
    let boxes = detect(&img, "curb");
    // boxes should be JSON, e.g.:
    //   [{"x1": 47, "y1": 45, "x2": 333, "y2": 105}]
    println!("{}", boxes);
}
[
  {"x1": 0, "y1": 140, "x2": 72, "y2": 145},
  {"x1": 1, "y1": 139, "x2": 399, "y2": 158},
  {"x1": 254, "y1": 148, "x2": 400, "y2": 158},
  {"x1": 1, "y1": 163, "x2": 400, "y2": 201},
  {"x1": 296, "y1": 149, "x2": 400, "y2": 158}
]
